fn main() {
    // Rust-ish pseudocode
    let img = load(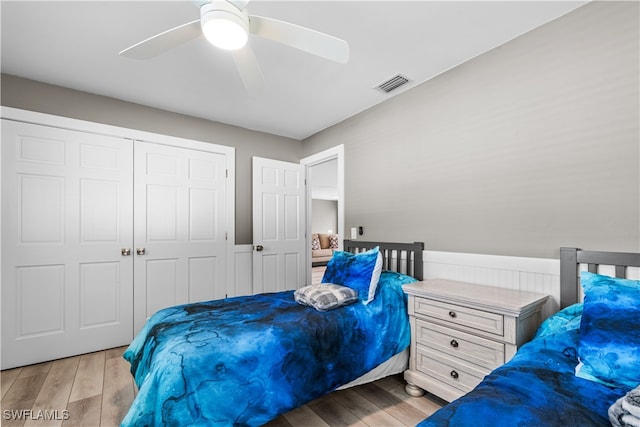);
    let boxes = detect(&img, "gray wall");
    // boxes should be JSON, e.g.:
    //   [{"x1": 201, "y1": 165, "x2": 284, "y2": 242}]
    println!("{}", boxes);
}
[
  {"x1": 0, "y1": 74, "x2": 301, "y2": 244},
  {"x1": 303, "y1": 1, "x2": 640, "y2": 259},
  {"x1": 312, "y1": 199, "x2": 338, "y2": 235}
]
